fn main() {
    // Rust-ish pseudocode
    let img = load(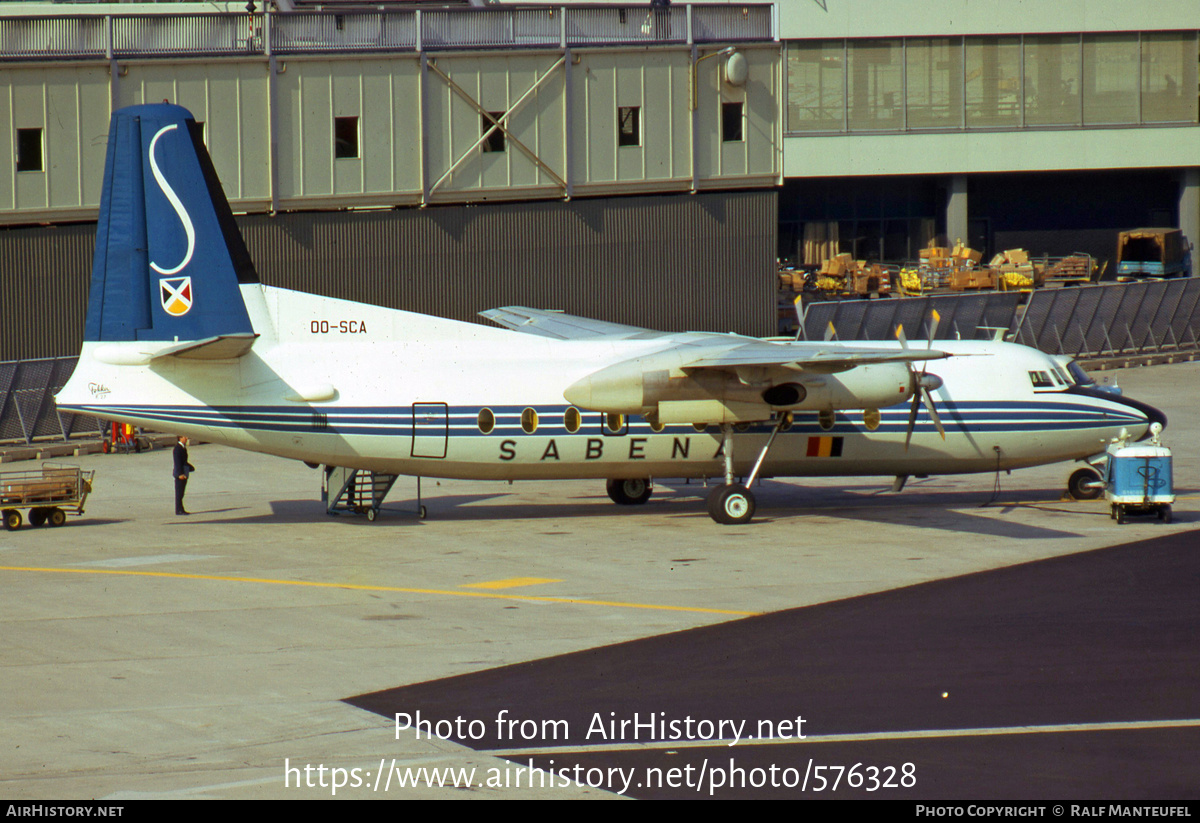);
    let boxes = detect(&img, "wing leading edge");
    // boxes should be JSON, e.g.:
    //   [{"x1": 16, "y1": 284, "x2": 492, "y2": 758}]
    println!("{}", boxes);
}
[{"x1": 480, "y1": 306, "x2": 661, "y2": 340}]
